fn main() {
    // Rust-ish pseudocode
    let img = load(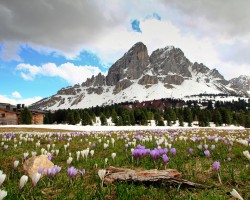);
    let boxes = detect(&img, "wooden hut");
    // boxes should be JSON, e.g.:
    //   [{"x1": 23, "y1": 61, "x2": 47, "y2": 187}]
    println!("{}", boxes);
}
[{"x1": 0, "y1": 108, "x2": 18, "y2": 125}]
